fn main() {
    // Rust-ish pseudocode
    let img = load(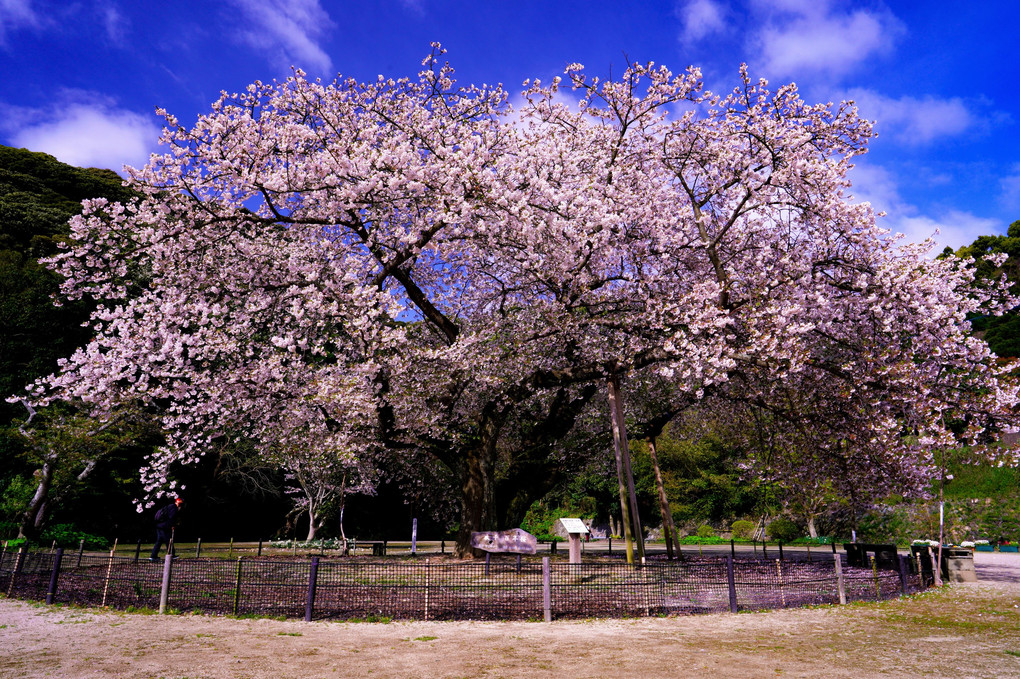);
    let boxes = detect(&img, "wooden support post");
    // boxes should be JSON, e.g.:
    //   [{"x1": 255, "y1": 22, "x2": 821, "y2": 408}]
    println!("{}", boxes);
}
[
  {"x1": 258, "y1": 539, "x2": 263, "y2": 557},
  {"x1": 196, "y1": 538, "x2": 202, "y2": 559},
  {"x1": 424, "y1": 558, "x2": 431, "y2": 621},
  {"x1": 233, "y1": 558, "x2": 243, "y2": 615},
  {"x1": 100, "y1": 548, "x2": 115, "y2": 607},
  {"x1": 46, "y1": 548, "x2": 64, "y2": 605},
  {"x1": 134, "y1": 539, "x2": 142, "y2": 563},
  {"x1": 726, "y1": 554, "x2": 738, "y2": 613},
  {"x1": 730, "y1": 539, "x2": 735, "y2": 560},
  {"x1": 305, "y1": 557, "x2": 319, "y2": 622},
  {"x1": 77, "y1": 539, "x2": 85, "y2": 568},
  {"x1": 159, "y1": 554, "x2": 173, "y2": 614},
  {"x1": 229, "y1": 537, "x2": 234, "y2": 558},
  {"x1": 872, "y1": 555, "x2": 881, "y2": 599},
  {"x1": 778, "y1": 543, "x2": 784, "y2": 562},
  {"x1": 7, "y1": 547, "x2": 25, "y2": 597},
  {"x1": 516, "y1": 554, "x2": 522, "y2": 574},
  {"x1": 777, "y1": 559, "x2": 786, "y2": 608},
  {"x1": 542, "y1": 557, "x2": 552, "y2": 623},
  {"x1": 834, "y1": 553, "x2": 846, "y2": 605},
  {"x1": 806, "y1": 543, "x2": 812, "y2": 563},
  {"x1": 898, "y1": 554, "x2": 909, "y2": 596},
  {"x1": 485, "y1": 552, "x2": 491, "y2": 576}
]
